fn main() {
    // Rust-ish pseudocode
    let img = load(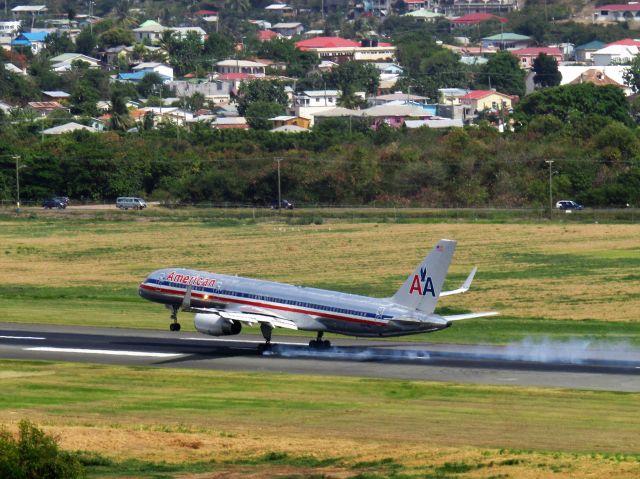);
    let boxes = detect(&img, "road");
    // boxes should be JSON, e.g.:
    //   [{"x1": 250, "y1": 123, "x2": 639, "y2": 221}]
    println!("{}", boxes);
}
[{"x1": 1, "y1": 323, "x2": 639, "y2": 392}]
